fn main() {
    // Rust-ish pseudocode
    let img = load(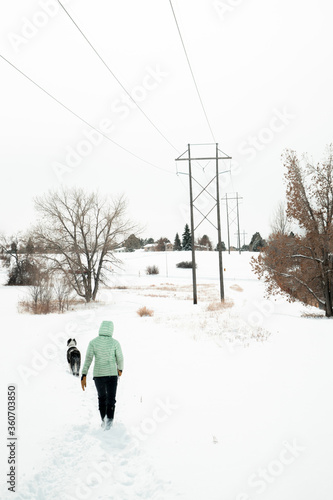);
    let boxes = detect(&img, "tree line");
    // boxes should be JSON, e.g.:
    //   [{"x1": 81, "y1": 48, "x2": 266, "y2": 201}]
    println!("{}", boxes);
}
[
  {"x1": 122, "y1": 224, "x2": 214, "y2": 252},
  {"x1": 123, "y1": 224, "x2": 265, "y2": 253}
]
